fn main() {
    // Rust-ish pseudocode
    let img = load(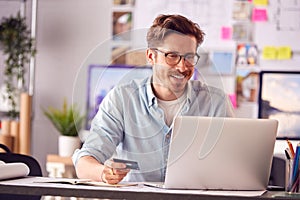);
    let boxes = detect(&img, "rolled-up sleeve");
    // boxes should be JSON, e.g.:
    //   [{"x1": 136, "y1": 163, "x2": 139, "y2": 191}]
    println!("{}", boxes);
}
[{"x1": 72, "y1": 87, "x2": 124, "y2": 166}]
